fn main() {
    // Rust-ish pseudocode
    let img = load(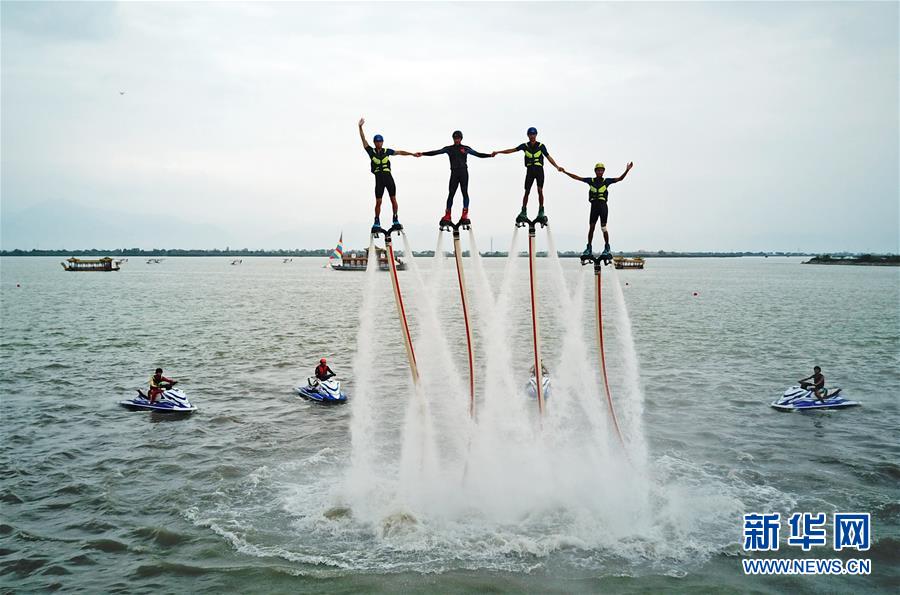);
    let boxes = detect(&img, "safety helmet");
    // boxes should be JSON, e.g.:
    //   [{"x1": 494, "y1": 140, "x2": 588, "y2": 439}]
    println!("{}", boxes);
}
[
  {"x1": 594, "y1": 162, "x2": 605, "y2": 170},
  {"x1": 320, "y1": 358, "x2": 327, "y2": 364},
  {"x1": 373, "y1": 134, "x2": 384, "y2": 142},
  {"x1": 527, "y1": 127, "x2": 538, "y2": 135}
]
